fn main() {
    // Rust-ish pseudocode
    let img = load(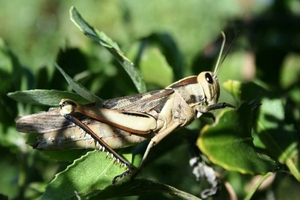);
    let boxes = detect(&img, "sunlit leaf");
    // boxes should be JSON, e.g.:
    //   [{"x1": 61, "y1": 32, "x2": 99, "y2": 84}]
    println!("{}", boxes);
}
[
  {"x1": 41, "y1": 150, "x2": 129, "y2": 200},
  {"x1": 223, "y1": 80, "x2": 270, "y2": 102},
  {"x1": 140, "y1": 47, "x2": 174, "y2": 87},
  {"x1": 8, "y1": 89, "x2": 89, "y2": 106},
  {"x1": 198, "y1": 102, "x2": 277, "y2": 174},
  {"x1": 40, "y1": 149, "x2": 89, "y2": 162},
  {"x1": 55, "y1": 63, "x2": 102, "y2": 103},
  {"x1": 41, "y1": 149, "x2": 198, "y2": 199},
  {"x1": 222, "y1": 80, "x2": 242, "y2": 101},
  {"x1": 280, "y1": 53, "x2": 300, "y2": 89},
  {"x1": 70, "y1": 6, "x2": 146, "y2": 93},
  {"x1": 254, "y1": 98, "x2": 300, "y2": 181}
]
